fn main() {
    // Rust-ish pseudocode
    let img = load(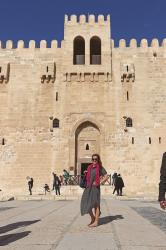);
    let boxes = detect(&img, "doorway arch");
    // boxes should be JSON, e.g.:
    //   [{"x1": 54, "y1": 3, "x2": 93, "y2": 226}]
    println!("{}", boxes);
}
[{"x1": 75, "y1": 121, "x2": 100, "y2": 175}]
